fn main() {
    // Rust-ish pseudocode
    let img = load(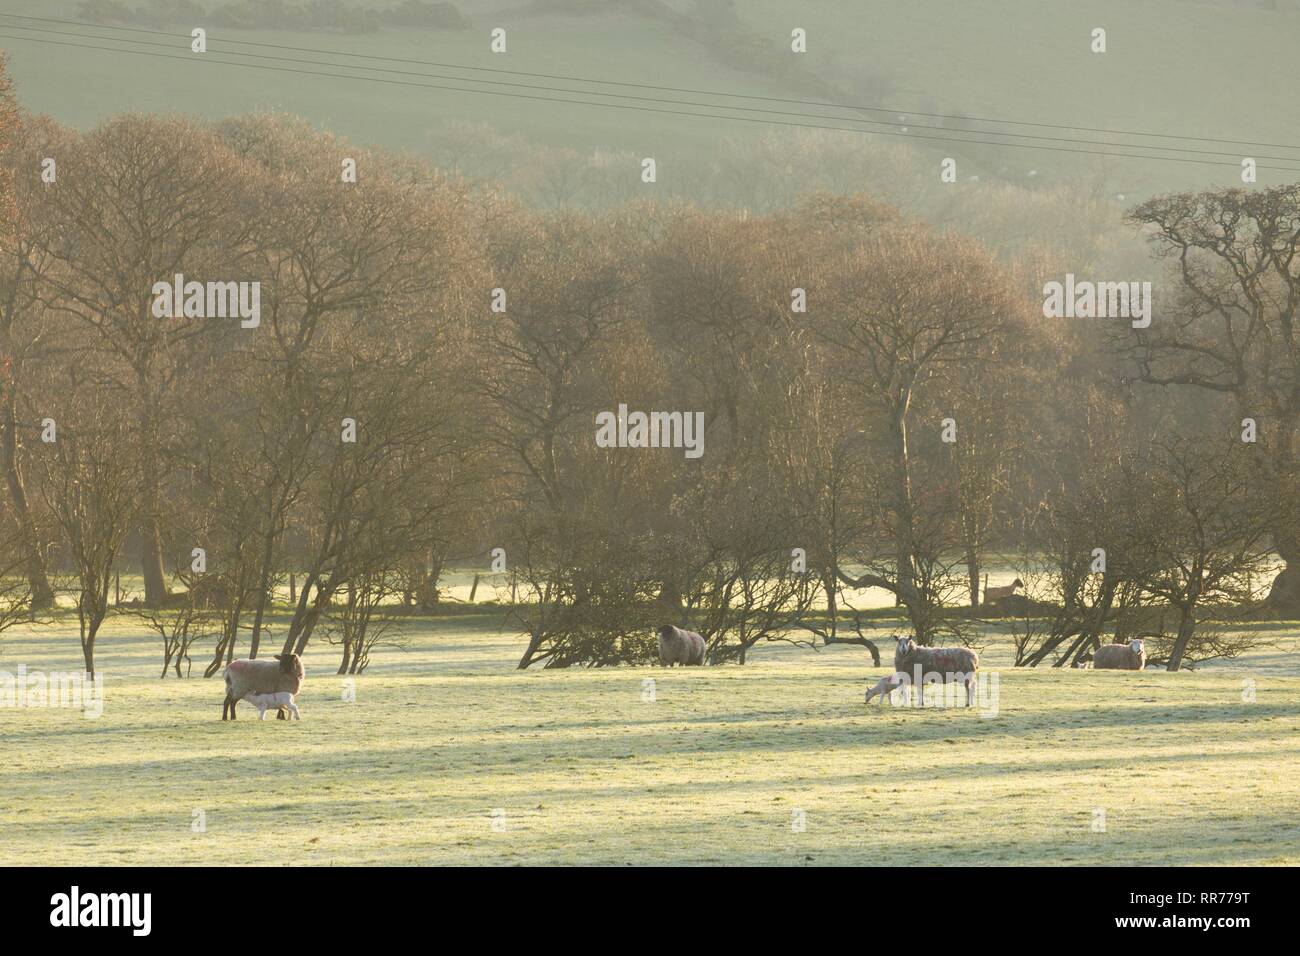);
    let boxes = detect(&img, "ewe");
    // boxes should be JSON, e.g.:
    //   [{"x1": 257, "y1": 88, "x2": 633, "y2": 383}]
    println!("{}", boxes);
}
[
  {"x1": 1093, "y1": 639, "x2": 1146, "y2": 670},
  {"x1": 893, "y1": 636, "x2": 980, "y2": 706},
  {"x1": 222, "y1": 653, "x2": 304, "y2": 720},
  {"x1": 657, "y1": 625, "x2": 706, "y2": 666}
]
